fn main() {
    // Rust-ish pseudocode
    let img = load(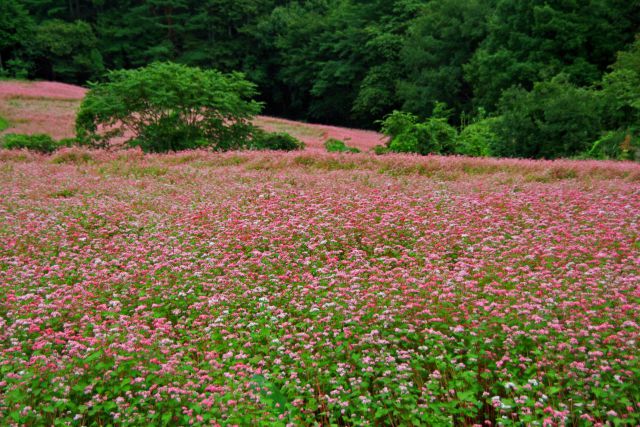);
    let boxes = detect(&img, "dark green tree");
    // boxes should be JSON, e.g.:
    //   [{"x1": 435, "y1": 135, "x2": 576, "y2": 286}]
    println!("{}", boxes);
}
[
  {"x1": 0, "y1": 0, "x2": 35, "y2": 77},
  {"x1": 76, "y1": 62, "x2": 262, "y2": 152},
  {"x1": 466, "y1": 0, "x2": 640, "y2": 111},
  {"x1": 5, "y1": 0, "x2": 640, "y2": 137},
  {"x1": 600, "y1": 37, "x2": 640, "y2": 131},
  {"x1": 31, "y1": 19, "x2": 104, "y2": 82},
  {"x1": 95, "y1": 0, "x2": 190, "y2": 68},
  {"x1": 351, "y1": 0, "x2": 423, "y2": 122},
  {"x1": 267, "y1": 0, "x2": 370, "y2": 125},
  {"x1": 589, "y1": 37, "x2": 640, "y2": 160},
  {"x1": 21, "y1": 0, "x2": 93, "y2": 21},
  {"x1": 397, "y1": 0, "x2": 493, "y2": 121},
  {"x1": 181, "y1": 0, "x2": 274, "y2": 68},
  {"x1": 494, "y1": 75, "x2": 602, "y2": 159}
]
